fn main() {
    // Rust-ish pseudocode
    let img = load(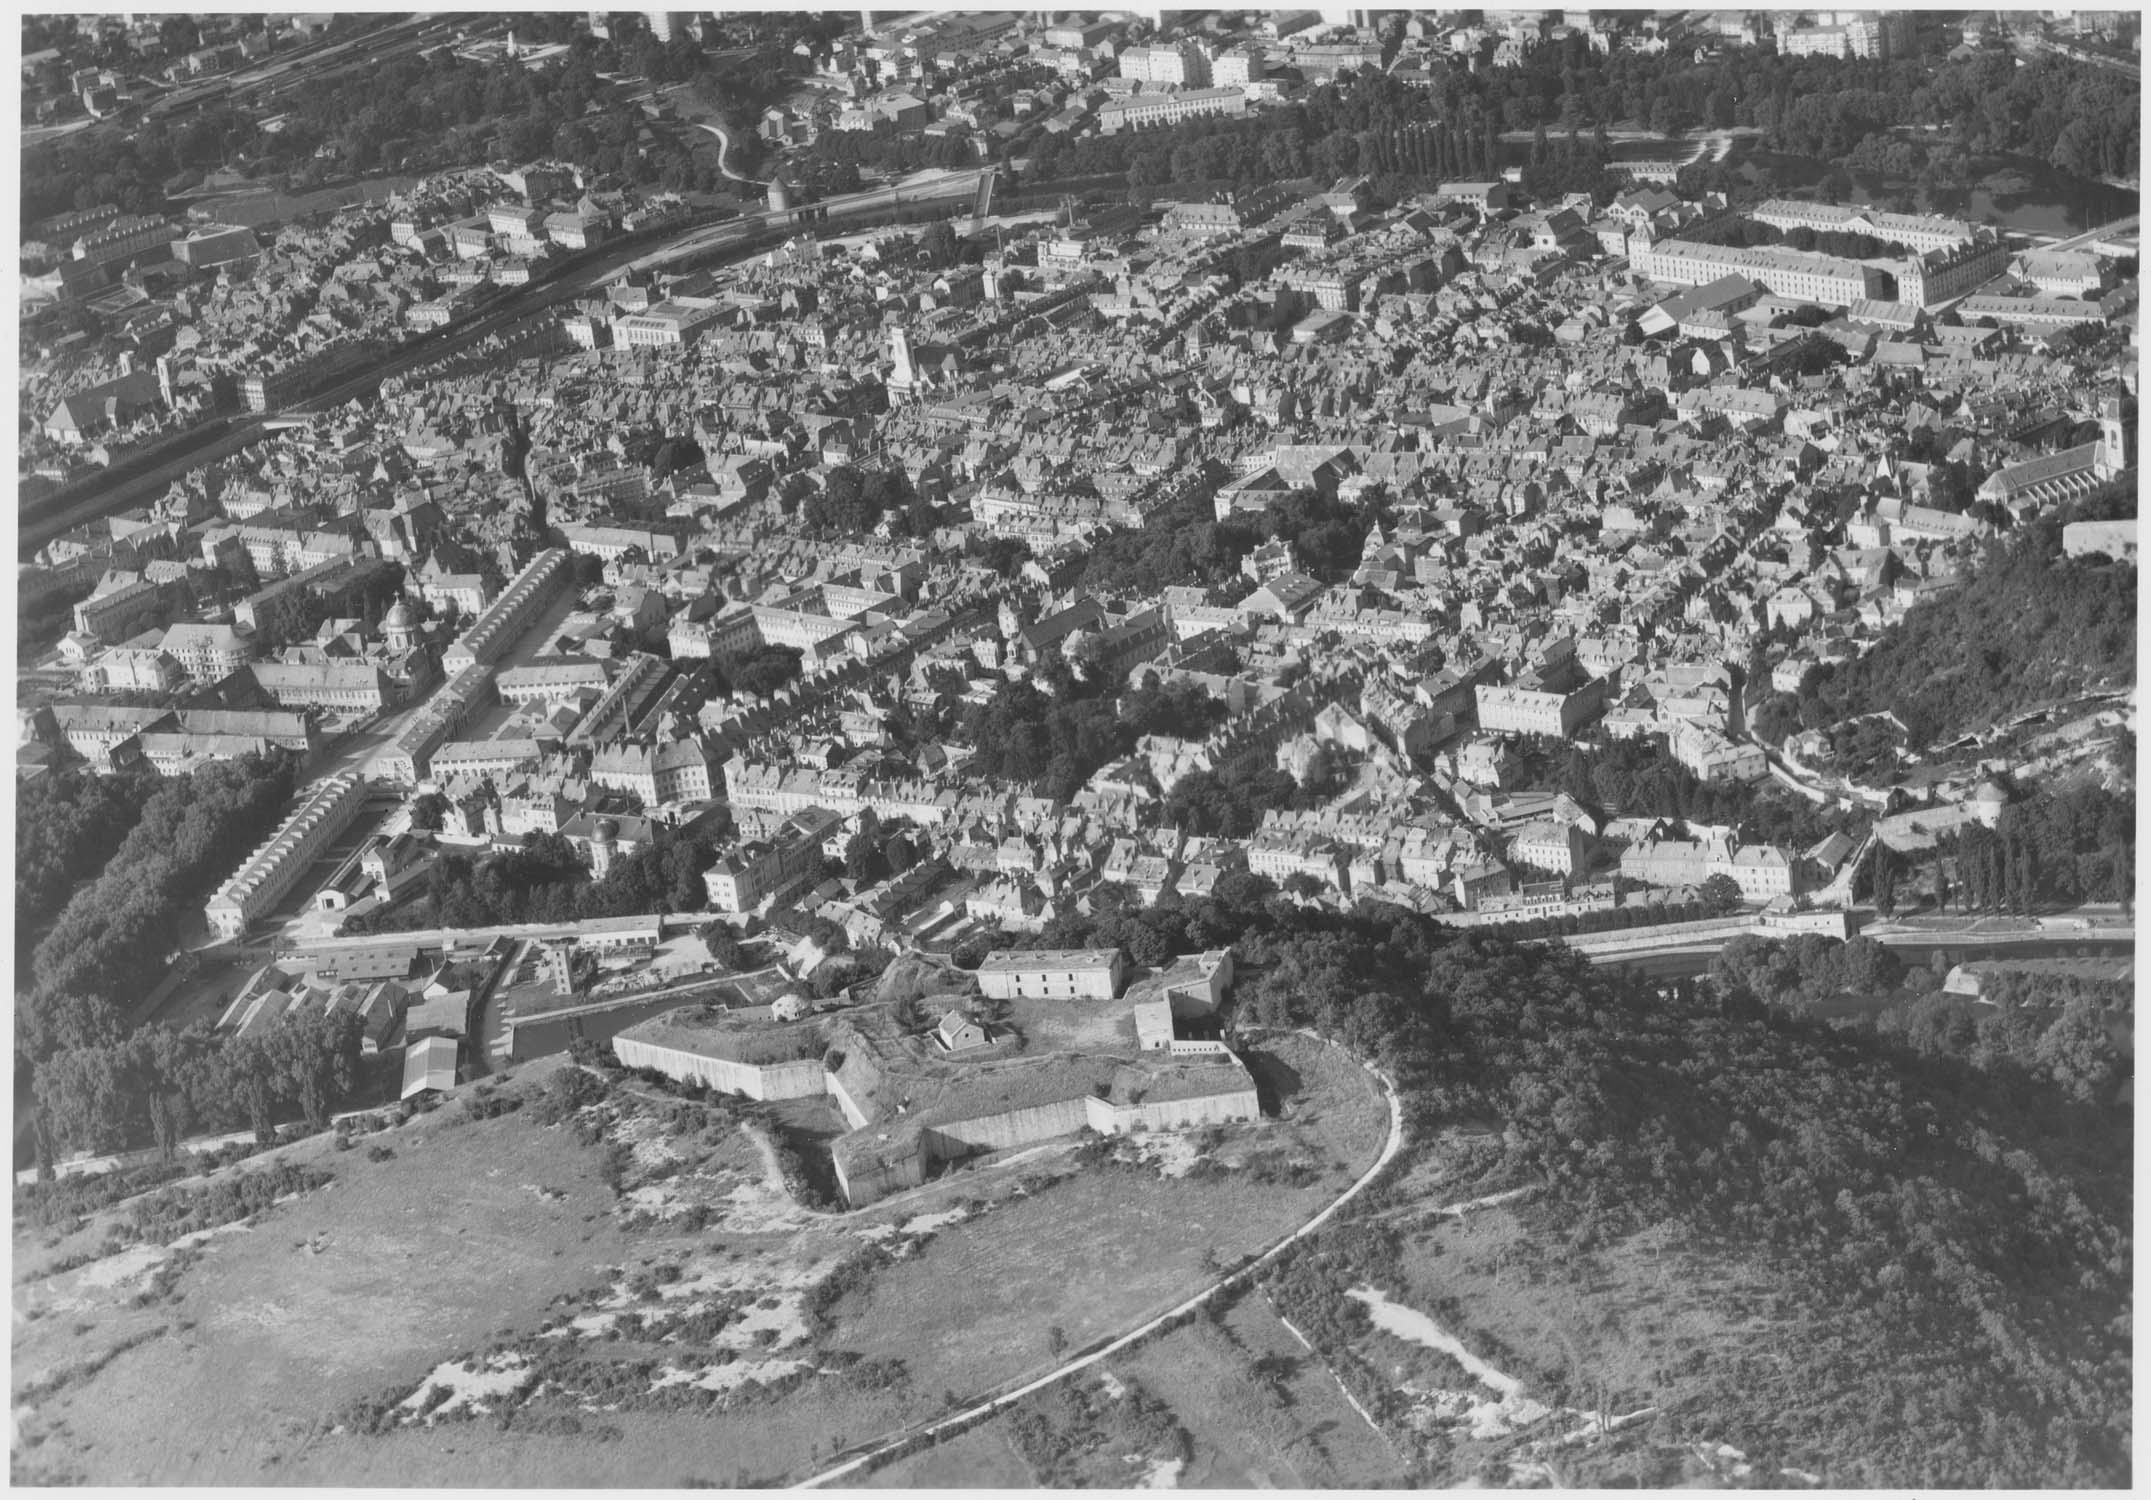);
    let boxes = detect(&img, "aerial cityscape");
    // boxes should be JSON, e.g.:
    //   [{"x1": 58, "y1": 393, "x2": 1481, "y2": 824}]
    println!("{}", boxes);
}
[{"x1": 11, "y1": 5, "x2": 2137, "y2": 1489}]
